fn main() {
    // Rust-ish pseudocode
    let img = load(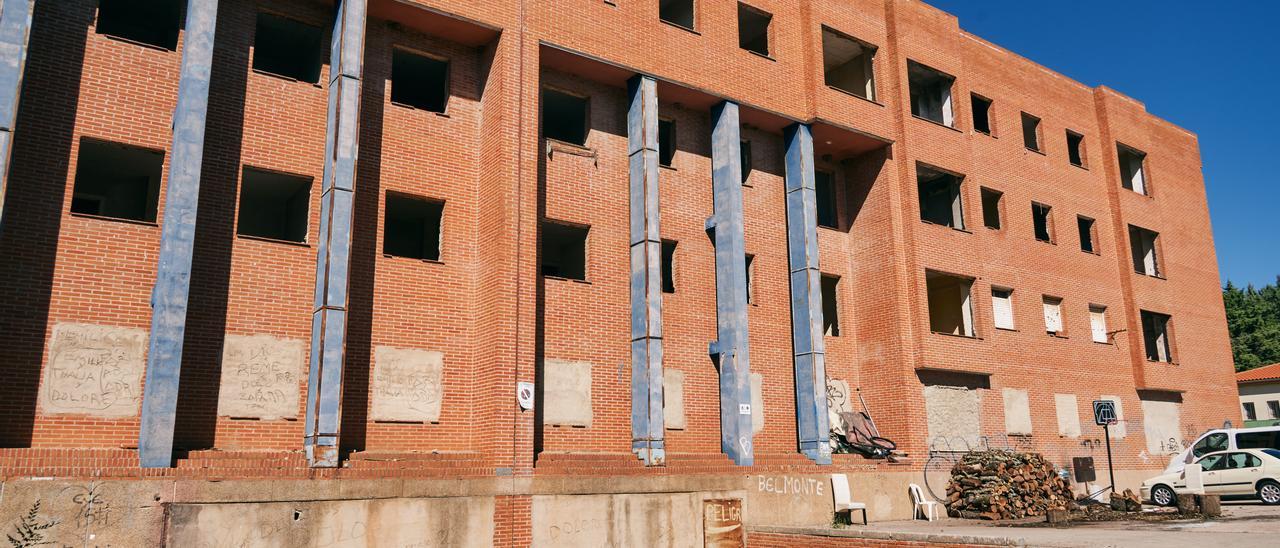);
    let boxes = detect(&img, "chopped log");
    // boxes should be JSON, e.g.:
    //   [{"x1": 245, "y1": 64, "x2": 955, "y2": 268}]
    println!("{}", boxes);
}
[
  {"x1": 1176, "y1": 494, "x2": 1199, "y2": 515},
  {"x1": 1199, "y1": 495, "x2": 1221, "y2": 517}
]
